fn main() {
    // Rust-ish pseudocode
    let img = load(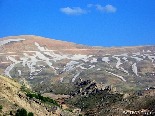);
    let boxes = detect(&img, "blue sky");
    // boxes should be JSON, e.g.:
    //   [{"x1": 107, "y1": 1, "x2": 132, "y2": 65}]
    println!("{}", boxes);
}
[{"x1": 0, "y1": 0, "x2": 155, "y2": 47}]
